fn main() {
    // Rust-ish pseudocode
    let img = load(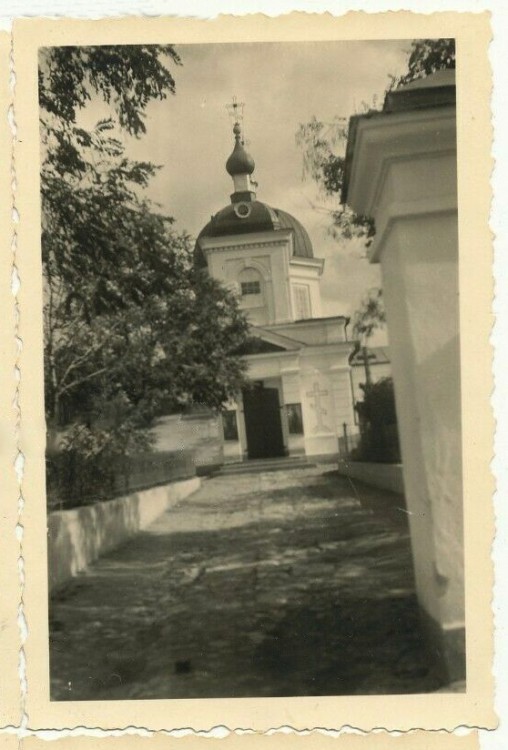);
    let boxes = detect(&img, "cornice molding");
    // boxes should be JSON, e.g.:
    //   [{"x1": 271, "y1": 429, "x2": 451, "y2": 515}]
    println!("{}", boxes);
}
[
  {"x1": 289, "y1": 256, "x2": 325, "y2": 275},
  {"x1": 204, "y1": 239, "x2": 288, "y2": 255},
  {"x1": 328, "y1": 363, "x2": 353, "y2": 373},
  {"x1": 244, "y1": 348, "x2": 303, "y2": 363},
  {"x1": 369, "y1": 195, "x2": 457, "y2": 263},
  {"x1": 199, "y1": 229, "x2": 291, "y2": 252},
  {"x1": 347, "y1": 107, "x2": 456, "y2": 217},
  {"x1": 279, "y1": 367, "x2": 300, "y2": 376},
  {"x1": 299, "y1": 342, "x2": 353, "y2": 358}
]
